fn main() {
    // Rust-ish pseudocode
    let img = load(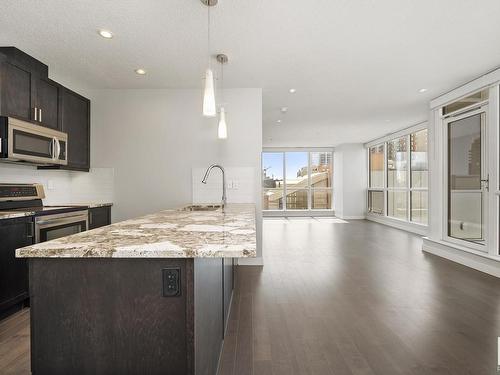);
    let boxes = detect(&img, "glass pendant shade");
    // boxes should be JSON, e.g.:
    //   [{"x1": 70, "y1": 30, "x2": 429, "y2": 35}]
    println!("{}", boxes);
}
[
  {"x1": 218, "y1": 107, "x2": 228, "y2": 139},
  {"x1": 203, "y1": 69, "x2": 216, "y2": 117}
]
